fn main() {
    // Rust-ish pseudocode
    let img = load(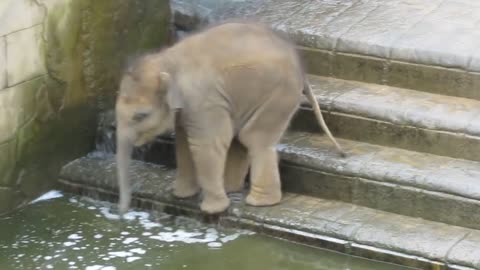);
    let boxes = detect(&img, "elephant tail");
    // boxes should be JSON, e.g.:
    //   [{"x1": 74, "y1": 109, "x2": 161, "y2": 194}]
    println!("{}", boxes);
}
[{"x1": 303, "y1": 79, "x2": 346, "y2": 158}]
